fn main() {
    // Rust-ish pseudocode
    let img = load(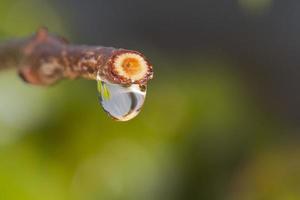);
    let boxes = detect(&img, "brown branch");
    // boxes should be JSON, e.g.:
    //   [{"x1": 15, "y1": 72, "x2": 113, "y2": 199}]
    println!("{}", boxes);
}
[{"x1": 0, "y1": 28, "x2": 153, "y2": 86}]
